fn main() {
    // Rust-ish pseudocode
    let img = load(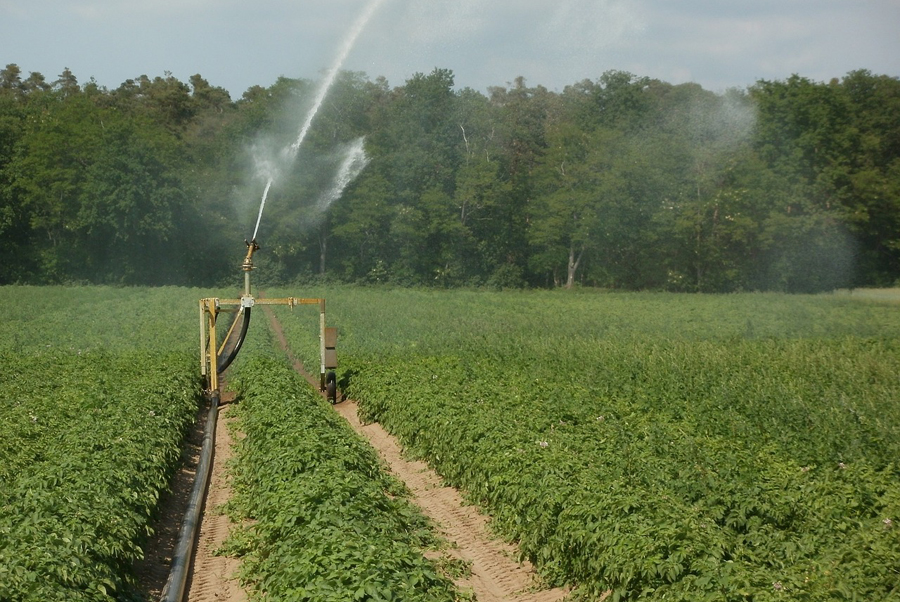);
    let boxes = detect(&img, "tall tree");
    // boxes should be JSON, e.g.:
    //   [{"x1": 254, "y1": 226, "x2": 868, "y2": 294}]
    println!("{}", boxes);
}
[{"x1": 484, "y1": 77, "x2": 553, "y2": 286}]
